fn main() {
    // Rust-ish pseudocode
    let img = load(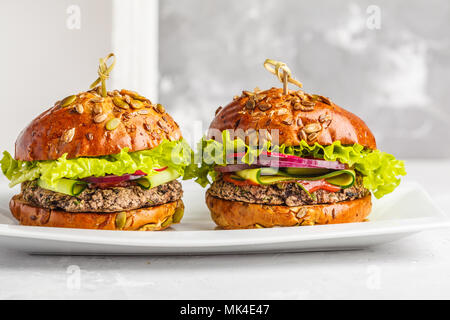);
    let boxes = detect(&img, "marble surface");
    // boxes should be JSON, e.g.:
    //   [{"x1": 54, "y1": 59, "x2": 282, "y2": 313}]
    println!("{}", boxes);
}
[{"x1": 0, "y1": 159, "x2": 449, "y2": 299}]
